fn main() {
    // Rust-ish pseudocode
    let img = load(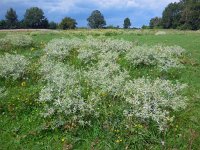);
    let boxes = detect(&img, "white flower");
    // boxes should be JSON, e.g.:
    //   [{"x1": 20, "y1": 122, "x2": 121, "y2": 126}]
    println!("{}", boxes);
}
[
  {"x1": 0, "y1": 53, "x2": 29, "y2": 80},
  {"x1": 126, "y1": 45, "x2": 185, "y2": 70},
  {"x1": 0, "y1": 34, "x2": 33, "y2": 49},
  {"x1": 123, "y1": 78, "x2": 187, "y2": 131}
]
